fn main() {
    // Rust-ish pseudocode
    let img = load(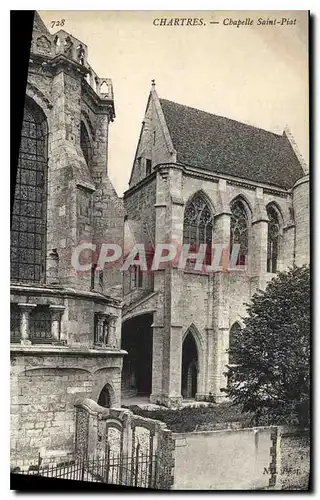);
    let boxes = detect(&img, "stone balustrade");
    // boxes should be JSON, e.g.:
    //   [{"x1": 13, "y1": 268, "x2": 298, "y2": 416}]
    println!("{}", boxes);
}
[
  {"x1": 31, "y1": 29, "x2": 113, "y2": 101},
  {"x1": 94, "y1": 313, "x2": 118, "y2": 348},
  {"x1": 10, "y1": 302, "x2": 65, "y2": 345}
]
